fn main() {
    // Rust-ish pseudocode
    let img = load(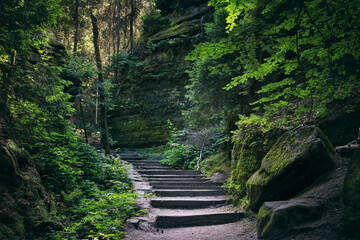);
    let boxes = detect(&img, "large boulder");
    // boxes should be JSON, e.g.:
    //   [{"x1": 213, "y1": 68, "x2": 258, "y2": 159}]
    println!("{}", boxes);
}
[
  {"x1": 246, "y1": 126, "x2": 334, "y2": 211},
  {"x1": 257, "y1": 200, "x2": 324, "y2": 239},
  {"x1": 342, "y1": 148, "x2": 360, "y2": 237},
  {"x1": 229, "y1": 128, "x2": 283, "y2": 202}
]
